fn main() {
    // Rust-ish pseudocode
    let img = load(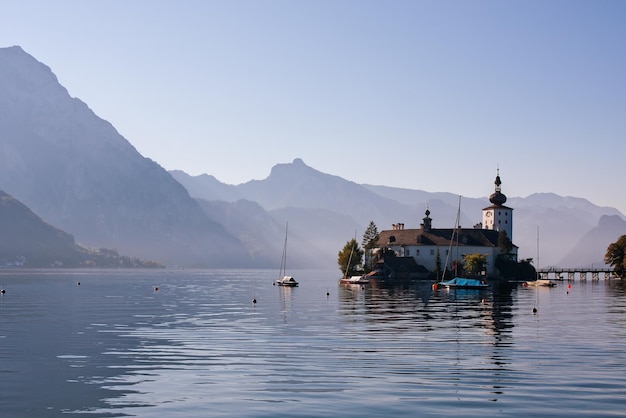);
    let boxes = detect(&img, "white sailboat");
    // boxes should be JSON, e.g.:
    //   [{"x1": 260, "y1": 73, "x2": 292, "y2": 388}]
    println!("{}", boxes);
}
[
  {"x1": 525, "y1": 226, "x2": 556, "y2": 287},
  {"x1": 340, "y1": 230, "x2": 369, "y2": 284},
  {"x1": 437, "y1": 196, "x2": 489, "y2": 290},
  {"x1": 276, "y1": 222, "x2": 298, "y2": 287}
]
